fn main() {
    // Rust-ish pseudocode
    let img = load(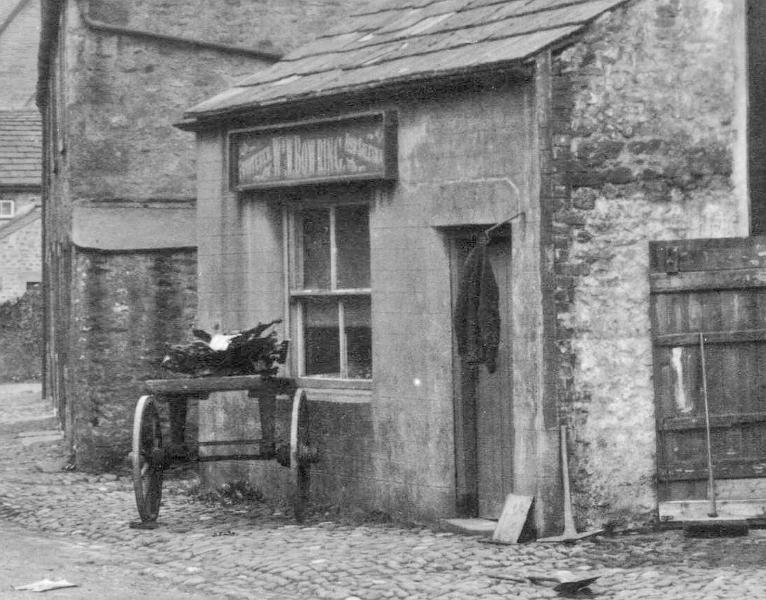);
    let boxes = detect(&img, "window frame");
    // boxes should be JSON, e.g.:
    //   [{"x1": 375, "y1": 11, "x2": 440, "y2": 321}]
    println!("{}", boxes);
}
[
  {"x1": 286, "y1": 197, "x2": 372, "y2": 387},
  {"x1": 0, "y1": 200, "x2": 15, "y2": 219}
]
